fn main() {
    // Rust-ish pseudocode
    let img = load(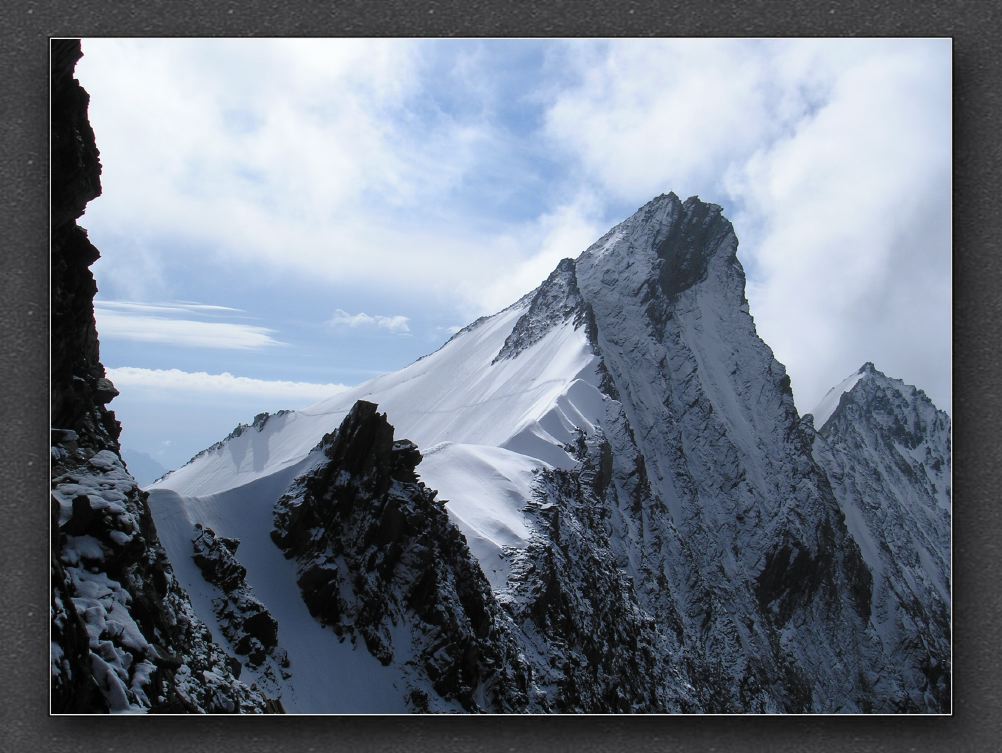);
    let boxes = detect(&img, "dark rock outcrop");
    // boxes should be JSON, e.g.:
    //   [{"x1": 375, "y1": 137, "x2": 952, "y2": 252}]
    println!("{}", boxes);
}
[
  {"x1": 192, "y1": 525, "x2": 281, "y2": 669},
  {"x1": 272, "y1": 401, "x2": 530, "y2": 712},
  {"x1": 50, "y1": 39, "x2": 269, "y2": 713},
  {"x1": 494, "y1": 257, "x2": 591, "y2": 362}
]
